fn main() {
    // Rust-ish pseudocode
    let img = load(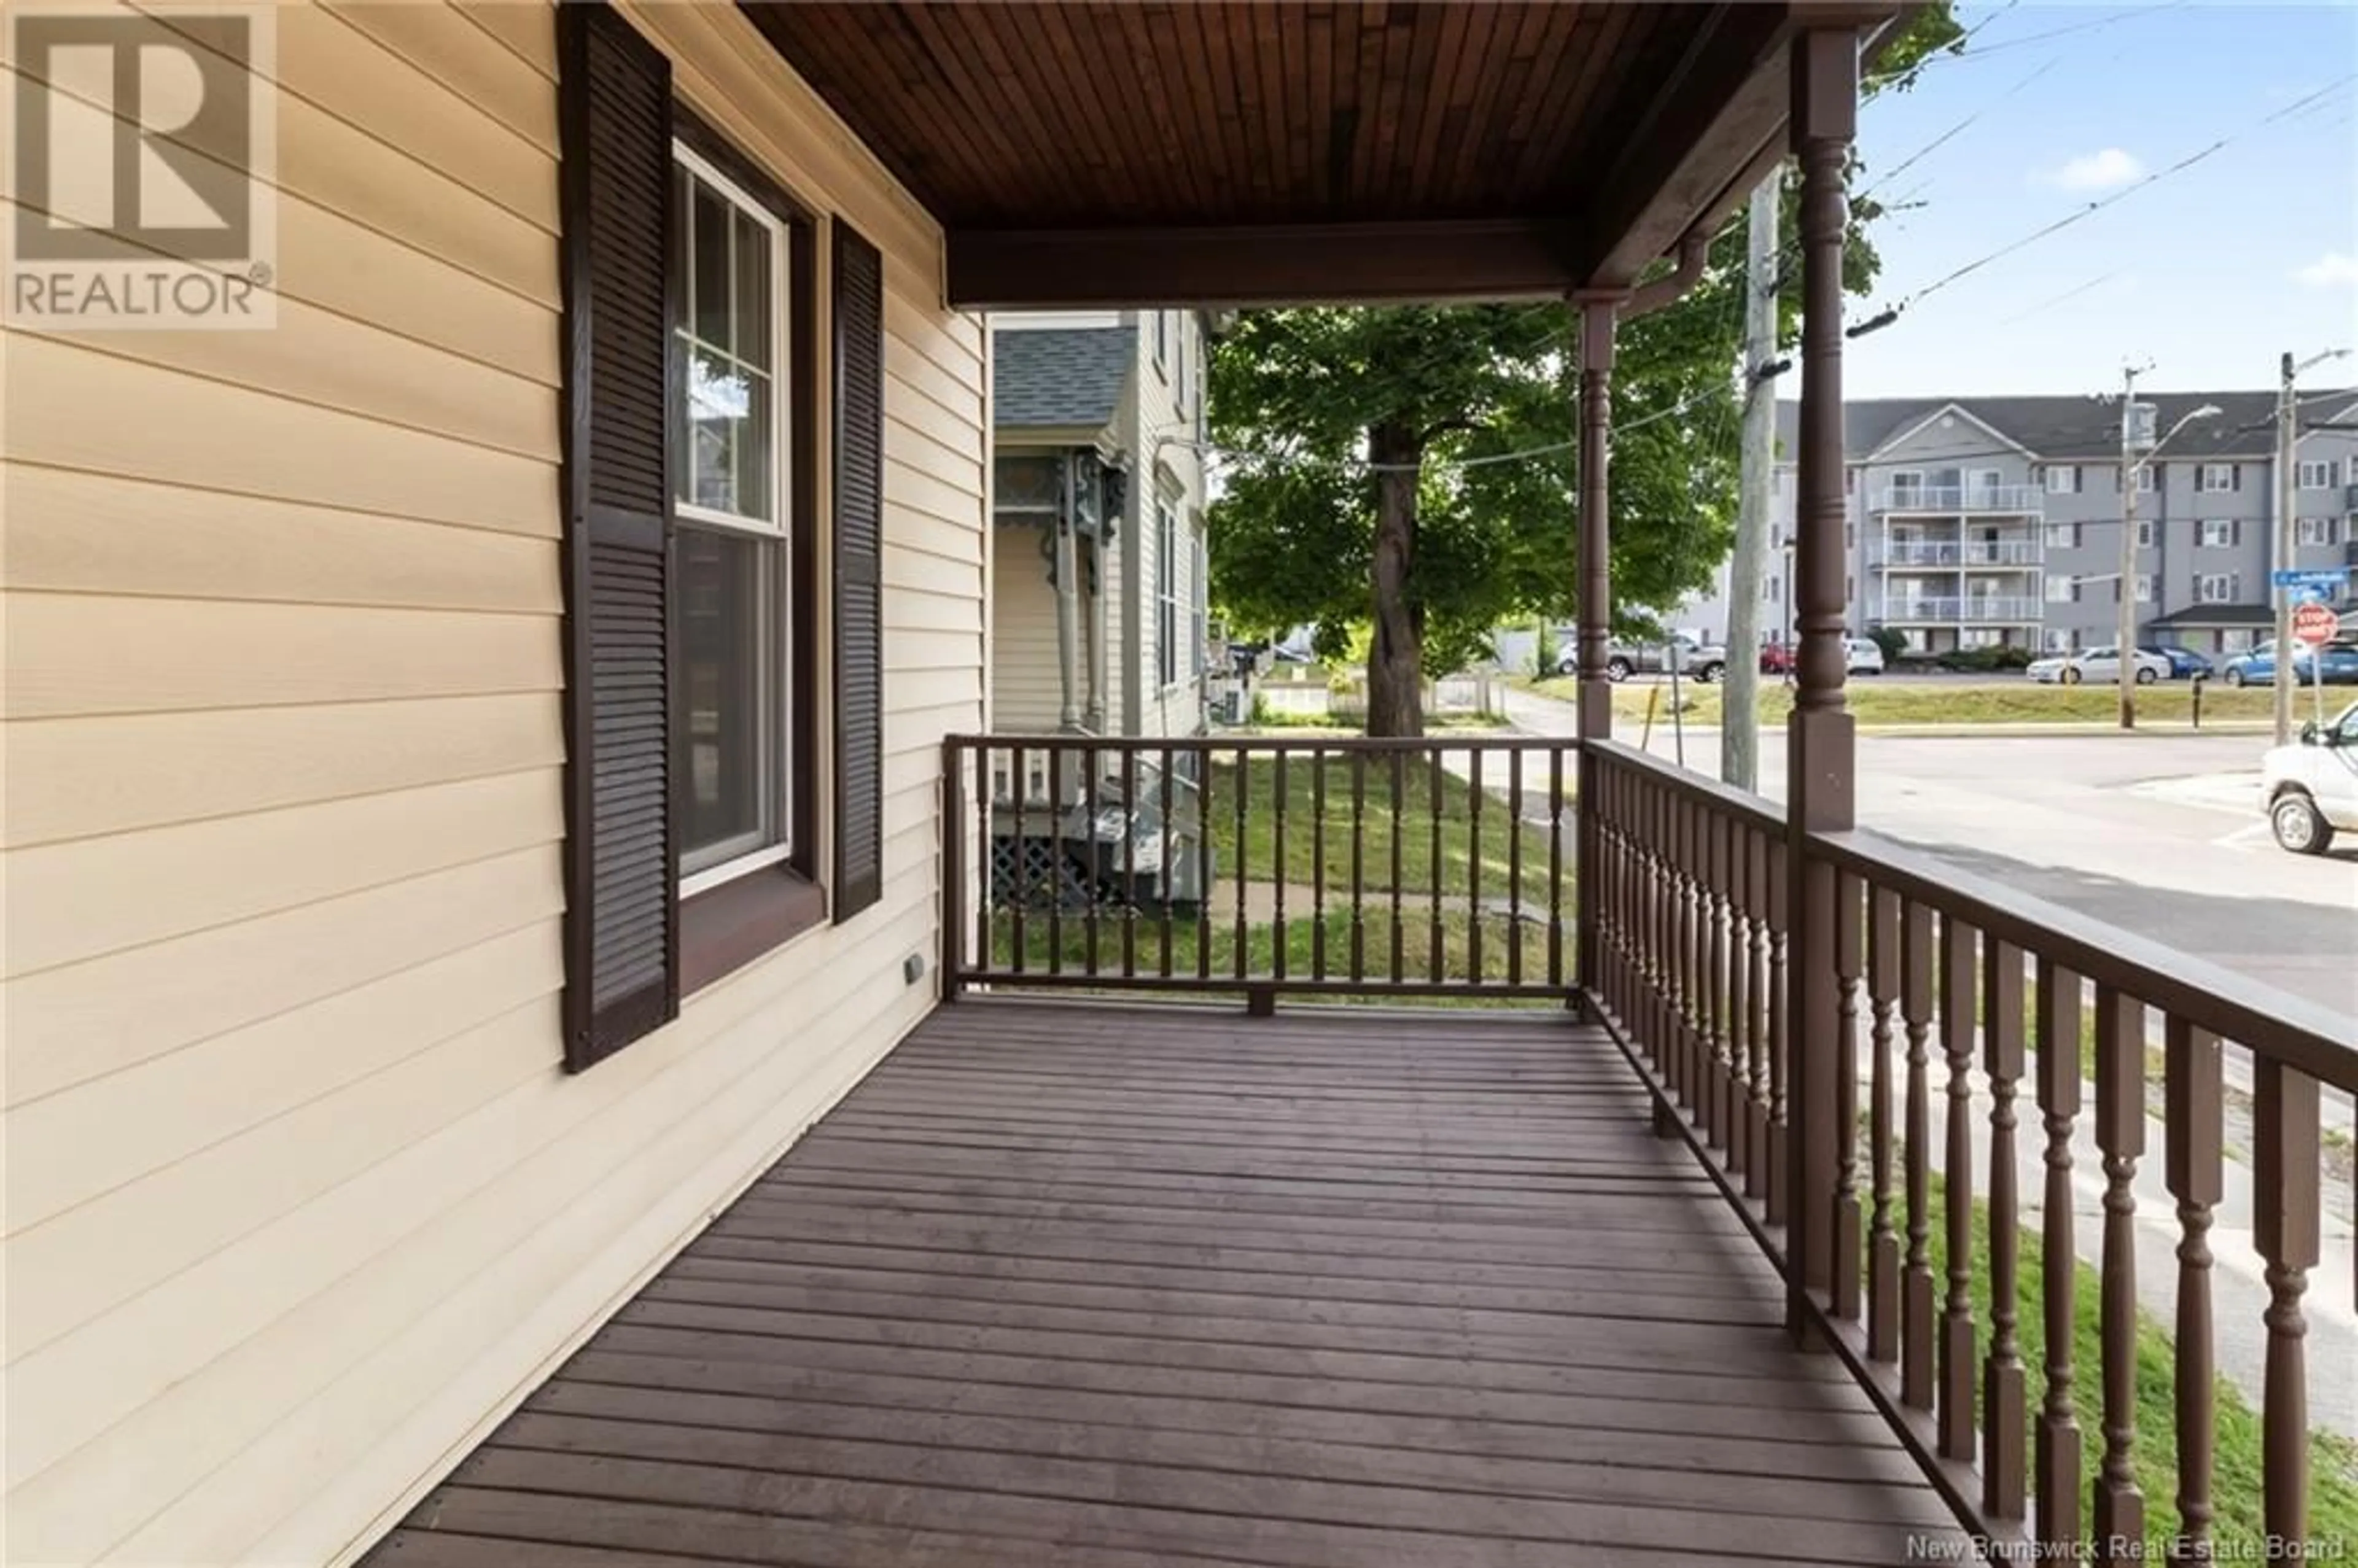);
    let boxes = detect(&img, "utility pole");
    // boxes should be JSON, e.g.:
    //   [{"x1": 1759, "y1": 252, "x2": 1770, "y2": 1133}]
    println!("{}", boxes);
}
[
  {"x1": 2276, "y1": 351, "x2": 2299, "y2": 746},
  {"x1": 1722, "y1": 174, "x2": 1780, "y2": 793},
  {"x1": 2115, "y1": 364, "x2": 2149, "y2": 731}
]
